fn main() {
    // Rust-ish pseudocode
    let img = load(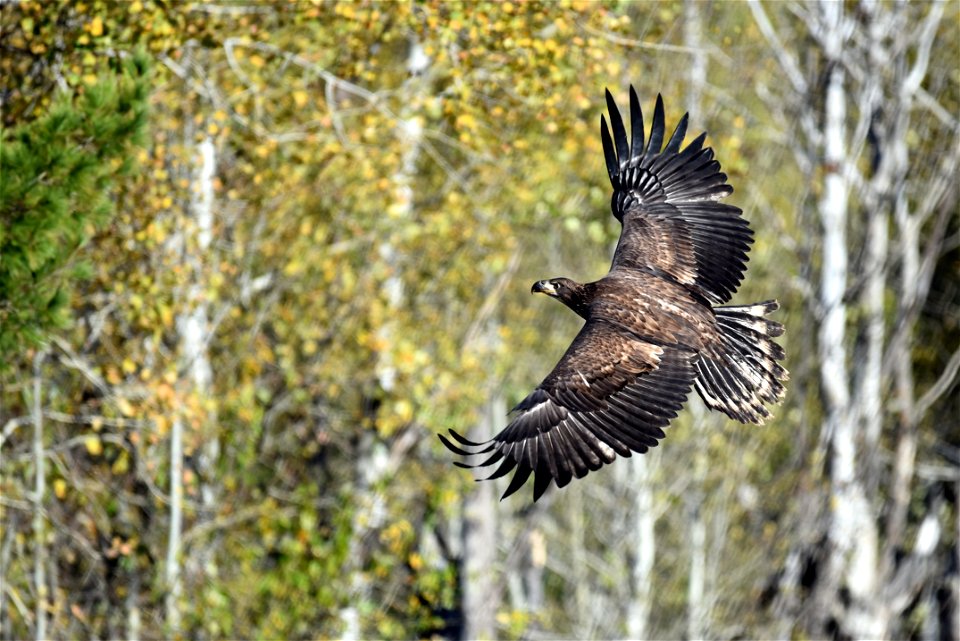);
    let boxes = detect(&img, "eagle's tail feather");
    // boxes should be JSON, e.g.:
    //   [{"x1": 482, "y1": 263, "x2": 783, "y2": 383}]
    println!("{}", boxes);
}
[{"x1": 695, "y1": 300, "x2": 788, "y2": 424}]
